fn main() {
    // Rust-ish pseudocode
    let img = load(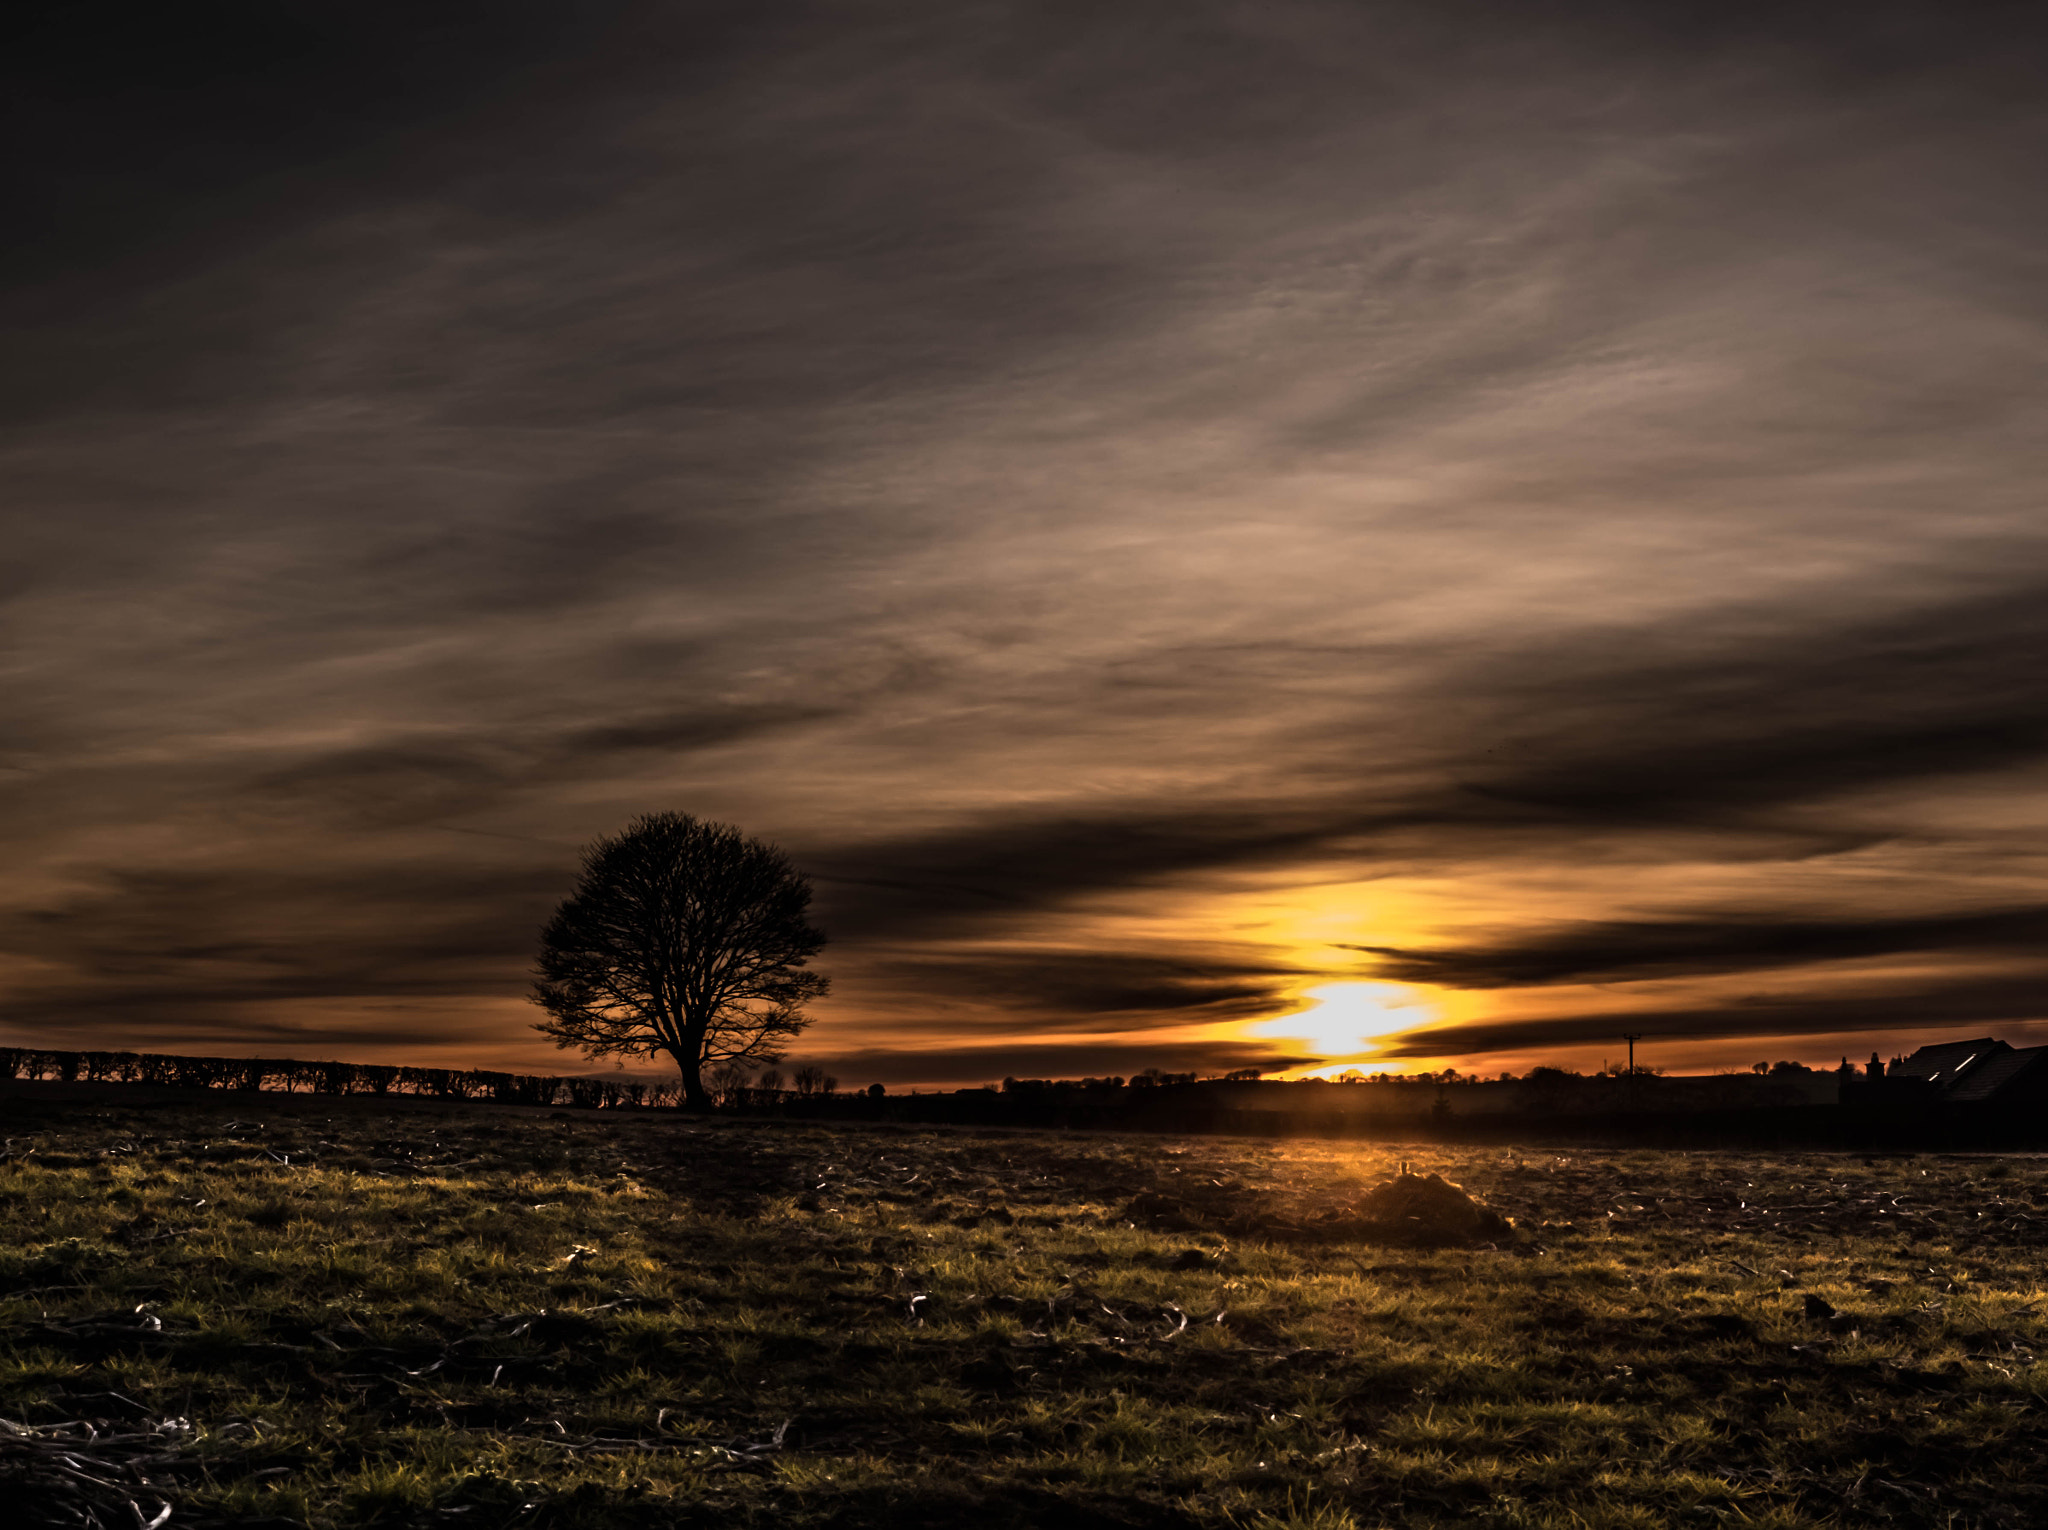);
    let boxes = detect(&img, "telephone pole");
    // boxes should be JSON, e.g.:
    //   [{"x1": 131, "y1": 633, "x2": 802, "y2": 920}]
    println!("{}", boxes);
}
[{"x1": 1623, "y1": 1033, "x2": 1642, "y2": 1077}]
